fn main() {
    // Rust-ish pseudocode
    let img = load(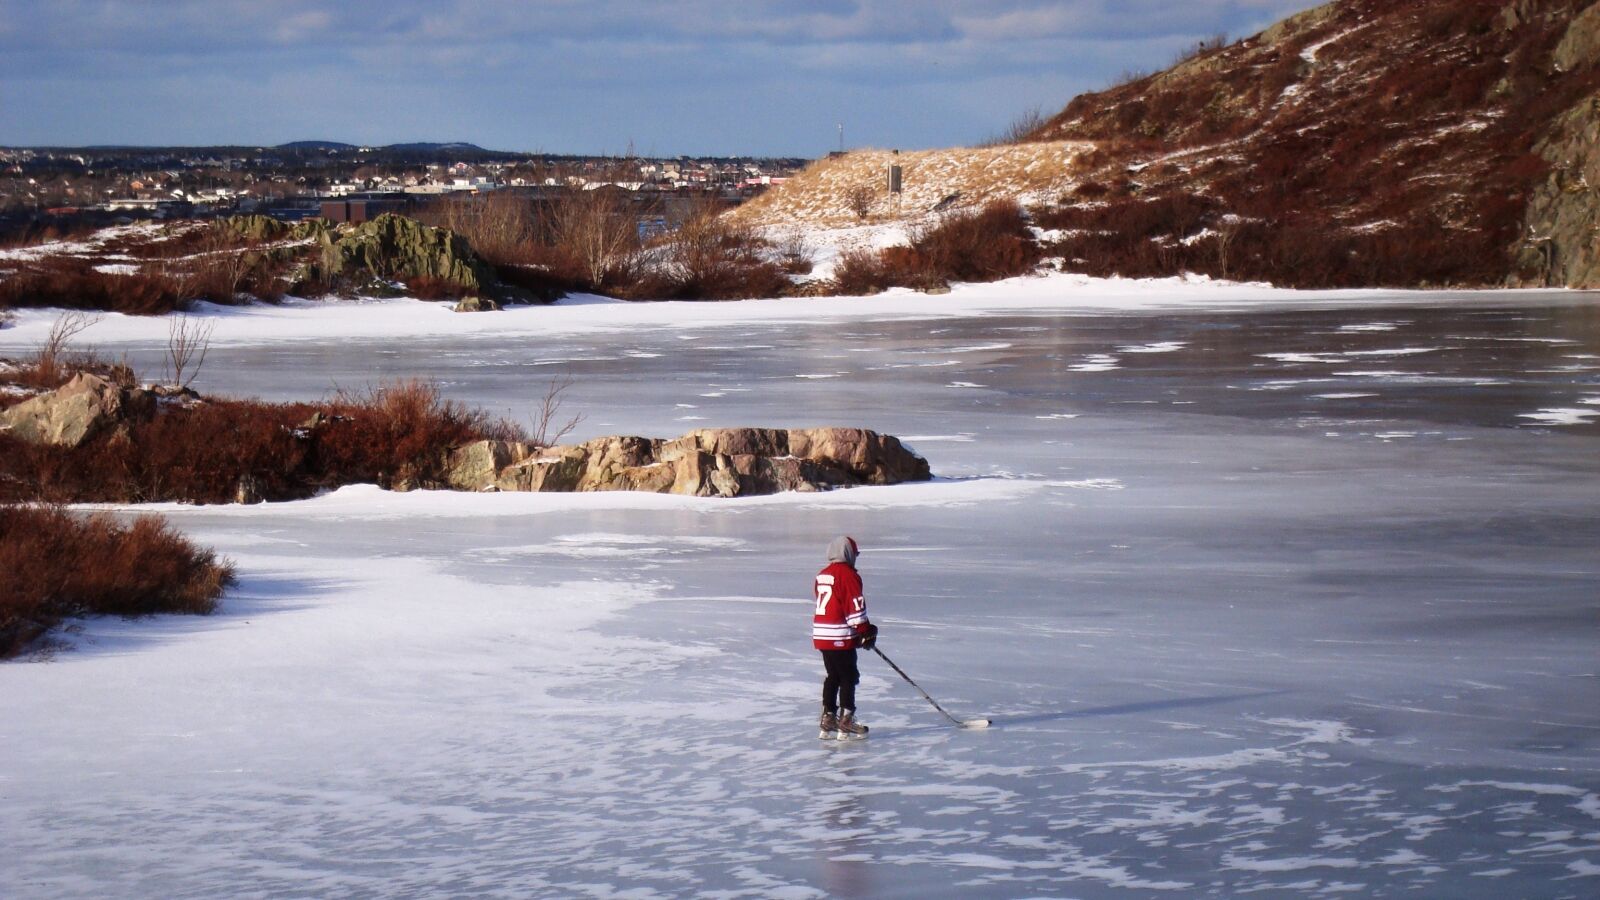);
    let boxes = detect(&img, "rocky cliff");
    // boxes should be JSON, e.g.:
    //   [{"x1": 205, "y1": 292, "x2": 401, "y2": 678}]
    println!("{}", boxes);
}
[{"x1": 1517, "y1": 4, "x2": 1600, "y2": 286}]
